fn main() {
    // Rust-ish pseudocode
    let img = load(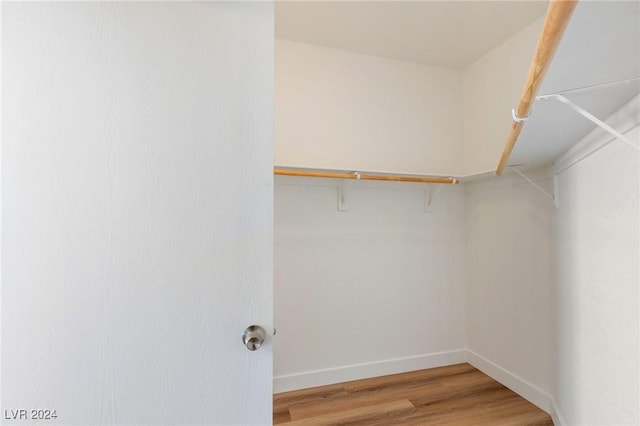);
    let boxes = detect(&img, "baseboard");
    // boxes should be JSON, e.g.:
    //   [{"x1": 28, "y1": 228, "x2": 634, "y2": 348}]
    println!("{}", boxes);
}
[
  {"x1": 273, "y1": 349, "x2": 468, "y2": 394},
  {"x1": 274, "y1": 349, "x2": 565, "y2": 425},
  {"x1": 467, "y1": 350, "x2": 552, "y2": 414},
  {"x1": 550, "y1": 398, "x2": 566, "y2": 426}
]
